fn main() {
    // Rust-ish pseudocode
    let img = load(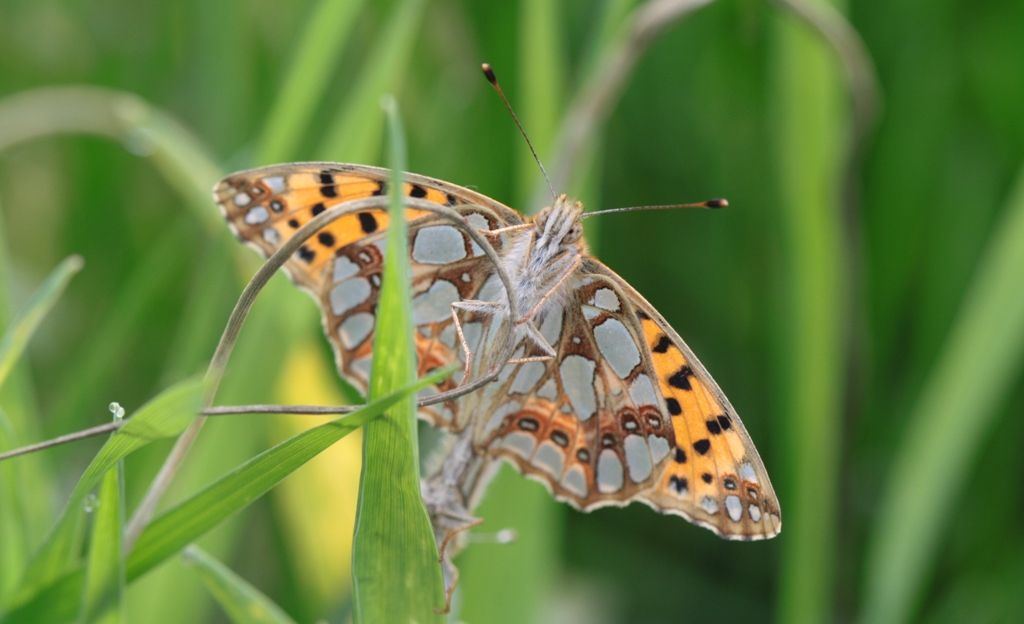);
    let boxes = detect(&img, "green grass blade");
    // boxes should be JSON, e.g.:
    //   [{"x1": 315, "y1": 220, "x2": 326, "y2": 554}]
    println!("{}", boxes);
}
[
  {"x1": 0, "y1": 370, "x2": 449, "y2": 622},
  {"x1": 128, "y1": 369, "x2": 449, "y2": 583},
  {"x1": 50, "y1": 223, "x2": 191, "y2": 429},
  {"x1": 0, "y1": 88, "x2": 223, "y2": 234},
  {"x1": 769, "y1": 4, "x2": 847, "y2": 622},
  {"x1": 11, "y1": 376, "x2": 206, "y2": 605},
  {"x1": 516, "y1": 0, "x2": 565, "y2": 208},
  {"x1": 0, "y1": 256, "x2": 83, "y2": 388},
  {"x1": 79, "y1": 450, "x2": 125, "y2": 624},
  {"x1": 258, "y1": 0, "x2": 368, "y2": 162},
  {"x1": 861, "y1": 166, "x2": 1024, "y2": 624},
  {"x1": 315, "y1": 0, "x2": 426, "y2": 162},
  {"x1": 182, "y1": 546, "x2": 295, "y2": 624},
  {"x1": 351, "y1": 98, "x2": 444, "y2": 622},
  {"x1": 0, "y1": 410, "x2": 29, "y2": 602}
]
